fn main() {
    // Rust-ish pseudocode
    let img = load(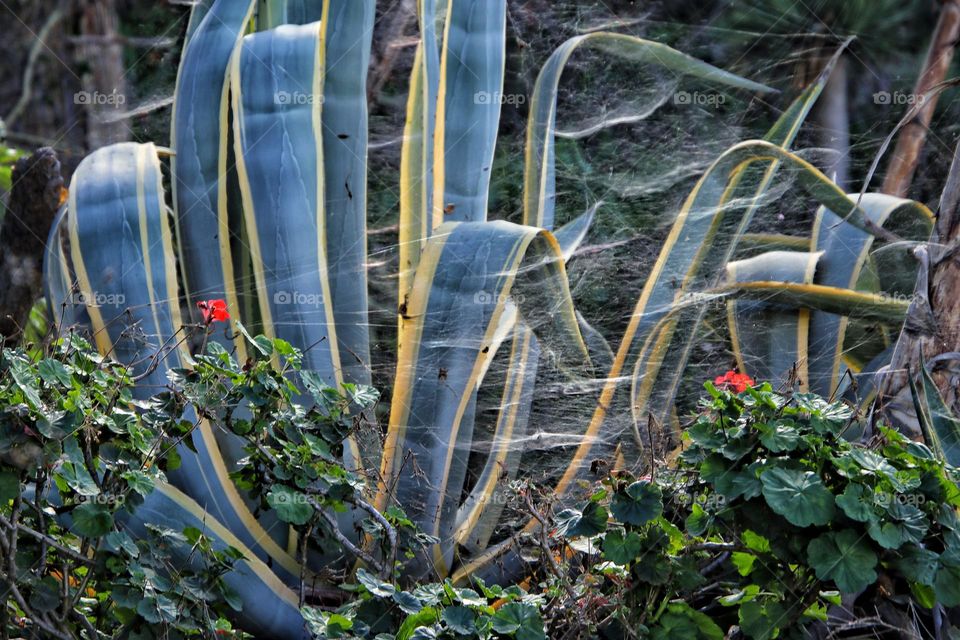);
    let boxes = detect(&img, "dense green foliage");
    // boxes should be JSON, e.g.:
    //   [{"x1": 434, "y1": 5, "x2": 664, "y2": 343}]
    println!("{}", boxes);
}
[
  {"x1": 289, "y1": 380, "x2": 960, "y2": 639},
  {"x1": 0, "y1": 333, "x2": 242, "y2": 637}
]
